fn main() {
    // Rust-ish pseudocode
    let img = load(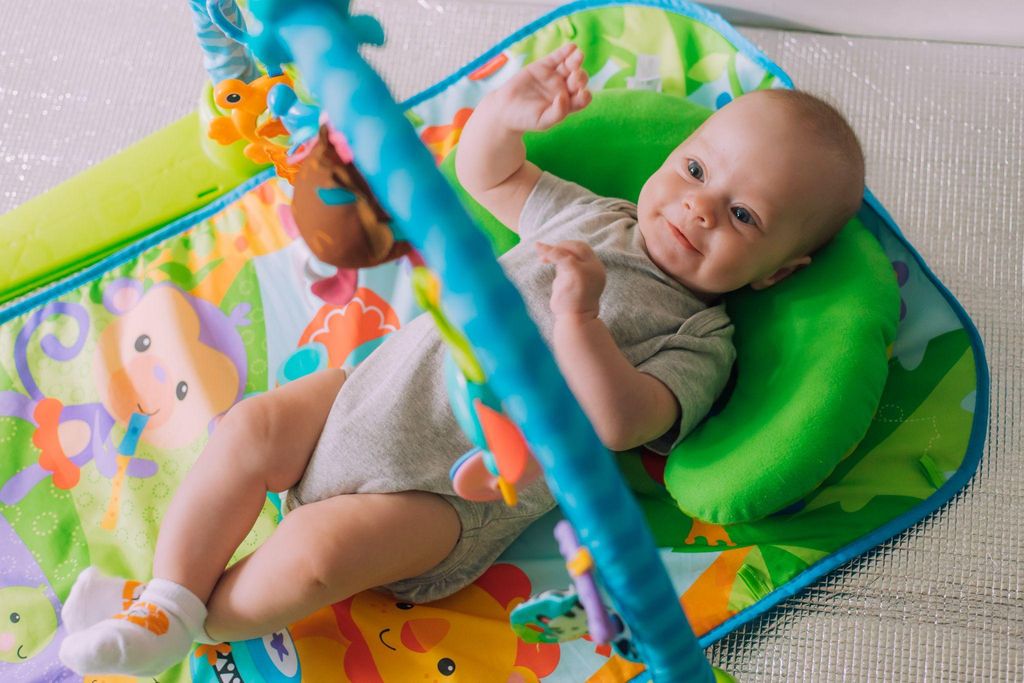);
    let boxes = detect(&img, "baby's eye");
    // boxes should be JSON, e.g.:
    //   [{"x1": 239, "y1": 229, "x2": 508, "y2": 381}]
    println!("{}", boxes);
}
[
  {"x1": 686, "y1": 159, "x2": 704, "y2": 181},
  {"x1": 732, "y1": 207, "x2": 754, "y2": 225}
]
